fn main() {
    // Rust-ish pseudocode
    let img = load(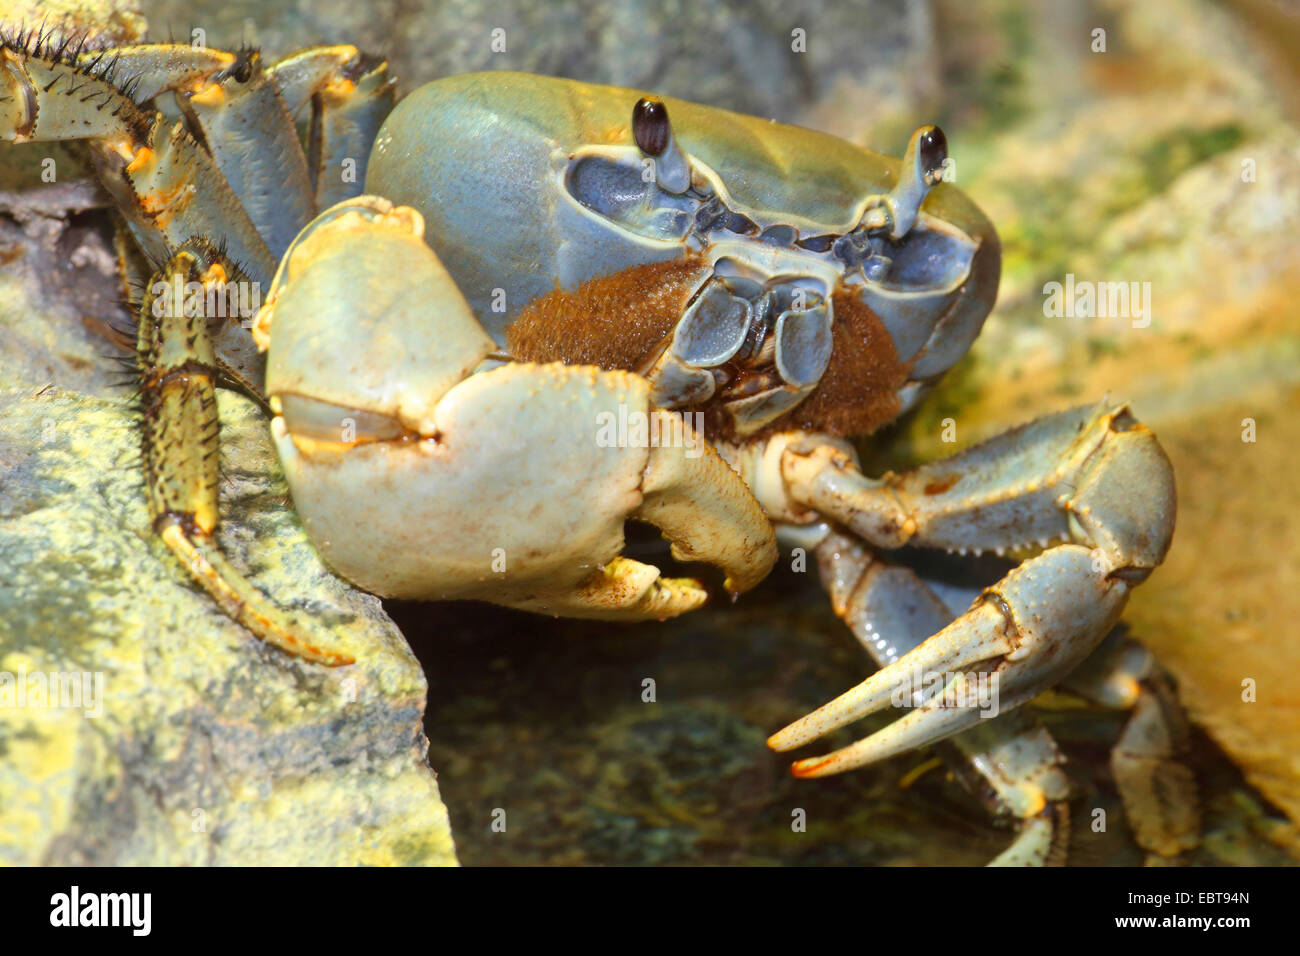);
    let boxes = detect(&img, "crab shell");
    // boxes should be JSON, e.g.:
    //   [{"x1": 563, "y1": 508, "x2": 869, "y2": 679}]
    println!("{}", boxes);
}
[{"x1": 366, "y1": 71, "x2": 1001, "y2": 438}]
